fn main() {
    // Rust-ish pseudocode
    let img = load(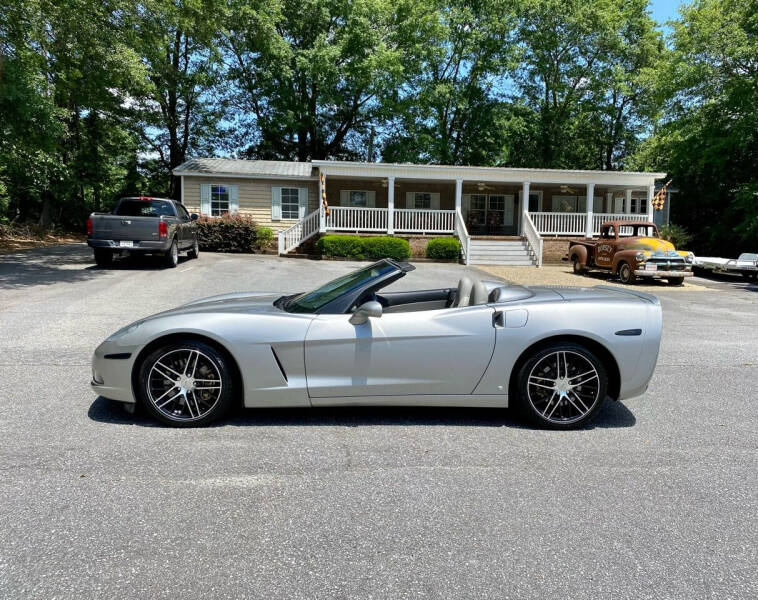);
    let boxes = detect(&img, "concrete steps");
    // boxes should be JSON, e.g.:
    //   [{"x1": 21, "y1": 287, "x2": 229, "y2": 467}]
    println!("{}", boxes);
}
[{"x1": 469, "y1": 238, "x2": 537, "y2": 266}]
